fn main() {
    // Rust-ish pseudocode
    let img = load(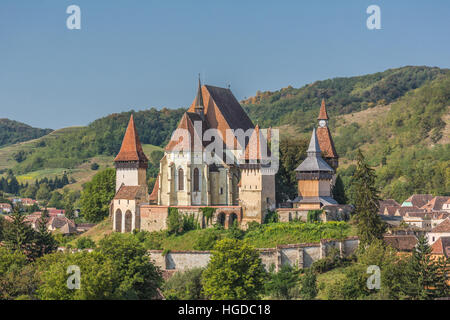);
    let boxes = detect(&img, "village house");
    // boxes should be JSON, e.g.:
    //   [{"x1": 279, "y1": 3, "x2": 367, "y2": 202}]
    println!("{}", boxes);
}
[
  {"x1": 421, "y1": 196, "x2": 450, "y2": 212},
  {"x1": 403, "y1": 212, "x2": 432, "y2": 230},
  {"x1": 401, "y1": 194, "x2": 434, "y2": 208},
  {"x1": 427, "y1": 218, "x2": 450, "y2": 245},
  {"x1": 431, "y1": 236, "x2": 450, "y2": 259}
]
